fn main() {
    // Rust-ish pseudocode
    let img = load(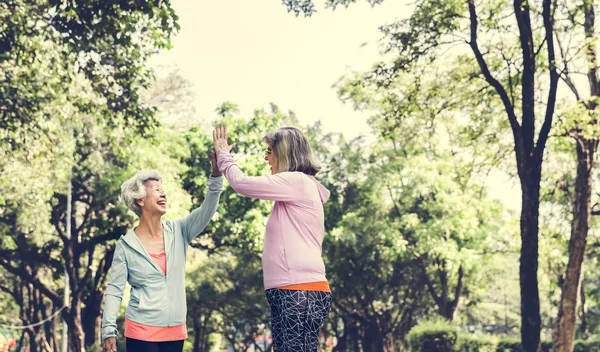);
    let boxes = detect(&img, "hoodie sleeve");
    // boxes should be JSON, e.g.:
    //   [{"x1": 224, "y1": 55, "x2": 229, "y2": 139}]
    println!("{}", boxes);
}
[
  {"x1": 101, "y1": 241, "x2": 127, "y2": 341},
  {"x1": 216, "y1": 150, "x2": 305, "y2": 202},
  {"x1": 177, "y1": 175, "x2": 223, "y2": 244}
]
